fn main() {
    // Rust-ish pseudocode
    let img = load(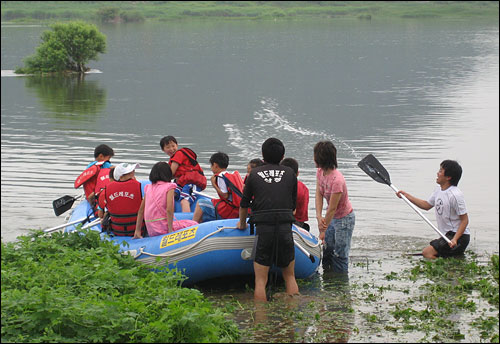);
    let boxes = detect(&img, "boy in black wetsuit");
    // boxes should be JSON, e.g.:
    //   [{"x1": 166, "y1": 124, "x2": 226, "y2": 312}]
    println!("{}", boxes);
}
[{"x1": 237, "y1": 138, "x2": 299, "y2": 302}]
